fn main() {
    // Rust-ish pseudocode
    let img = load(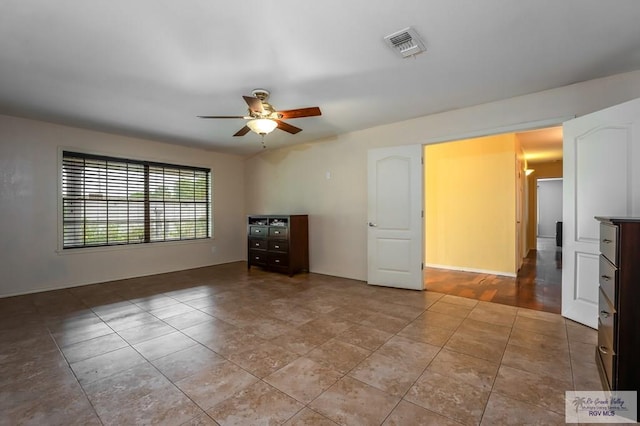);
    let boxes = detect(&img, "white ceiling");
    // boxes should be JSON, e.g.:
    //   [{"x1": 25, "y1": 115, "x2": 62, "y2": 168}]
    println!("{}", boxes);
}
[
  {"x1": 516, "y1": 127, "x2": 563, "y2": 163},
  {"x1": 1, "y1": 0, "x2": 639, "y2": 156}
]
